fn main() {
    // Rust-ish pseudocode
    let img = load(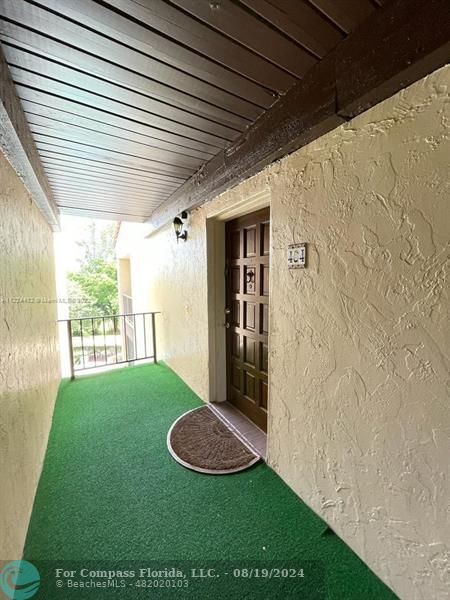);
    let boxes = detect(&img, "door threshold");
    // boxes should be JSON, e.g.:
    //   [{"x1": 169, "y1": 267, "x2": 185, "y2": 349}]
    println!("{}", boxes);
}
[{"x1": 210, "y1": 401, "x2": 267, "y2": 459}]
